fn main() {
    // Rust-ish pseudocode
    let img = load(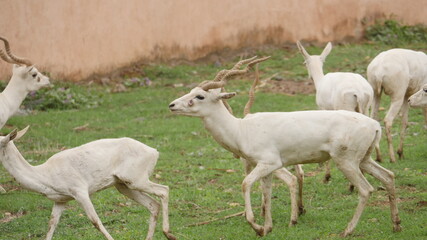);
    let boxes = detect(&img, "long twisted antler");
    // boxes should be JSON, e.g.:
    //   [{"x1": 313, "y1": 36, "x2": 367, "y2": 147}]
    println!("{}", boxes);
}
[
  {"x1": 0, "y1": 36, "x2": 32, "y2": 66},
  {"x1": 199, "y1": 56, "x2": 270, "y2": 114},
  {"x1": 243, "y1": 63, "x2": 260, "y2": 116},
  {"x1": 199, "y1": 56, "x2": 270, "y2": 91}
]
